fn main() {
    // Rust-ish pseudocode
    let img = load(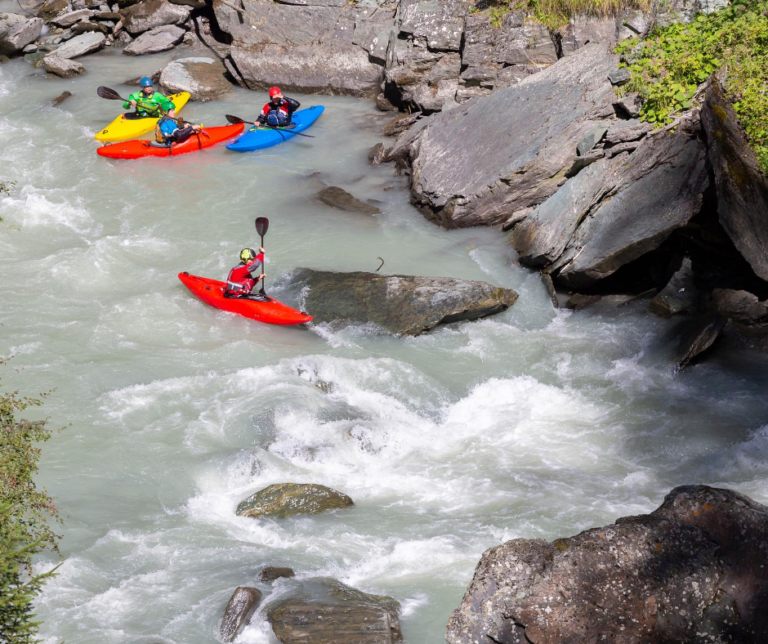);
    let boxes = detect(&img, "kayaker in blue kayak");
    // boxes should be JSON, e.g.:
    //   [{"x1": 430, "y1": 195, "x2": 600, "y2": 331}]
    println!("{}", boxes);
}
[{"x1": 257, "y1": 87, "x2": 300, "y2": 128}]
